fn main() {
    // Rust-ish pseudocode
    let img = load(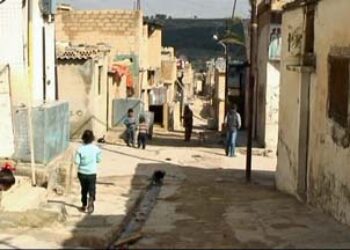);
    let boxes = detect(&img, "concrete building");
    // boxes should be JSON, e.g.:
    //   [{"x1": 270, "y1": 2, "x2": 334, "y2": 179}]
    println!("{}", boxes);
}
[
  {"x1": 56, "y1": 43, "x2": 111, "y2": 139},
  {"x1": 161, "y1": 47, "x2": 179, "y2": 130},
  {"x1": 0, "y1": 0, "x2": 69, "y2": 164},
  {"x1": 56, "y1": 7, "x2": 144, "y2": 97},
  {"x1": 276, "y1": 0, "x2": 350, "y2": 226},
  {"x1": 213, "y1": 59, "x2": 226, "y2": 132},
  {"x1": 255, "y1": 0, "x2": 287, "y2": 150}
]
